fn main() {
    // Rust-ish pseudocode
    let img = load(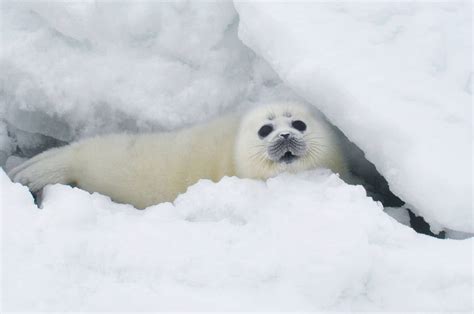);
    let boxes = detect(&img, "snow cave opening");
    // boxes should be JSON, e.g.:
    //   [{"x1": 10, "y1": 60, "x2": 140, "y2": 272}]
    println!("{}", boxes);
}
[
  {"x1": 4, "y1": 110, "x2": 445, "y2": 239},
  {"x1": 330, "y1": 122, "x2": 445, "y2": 238}
]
